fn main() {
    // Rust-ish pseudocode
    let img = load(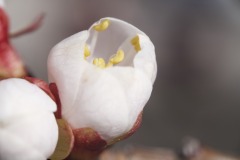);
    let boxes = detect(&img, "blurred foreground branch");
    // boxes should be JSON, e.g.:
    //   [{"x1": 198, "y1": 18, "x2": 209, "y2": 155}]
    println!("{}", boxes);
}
[
  {"x1": 99, "y1": 147, "x2": 178, "y2": 160},
  {"x1": 99, "y1": 138, "x2": 240, "y2": 160}
]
